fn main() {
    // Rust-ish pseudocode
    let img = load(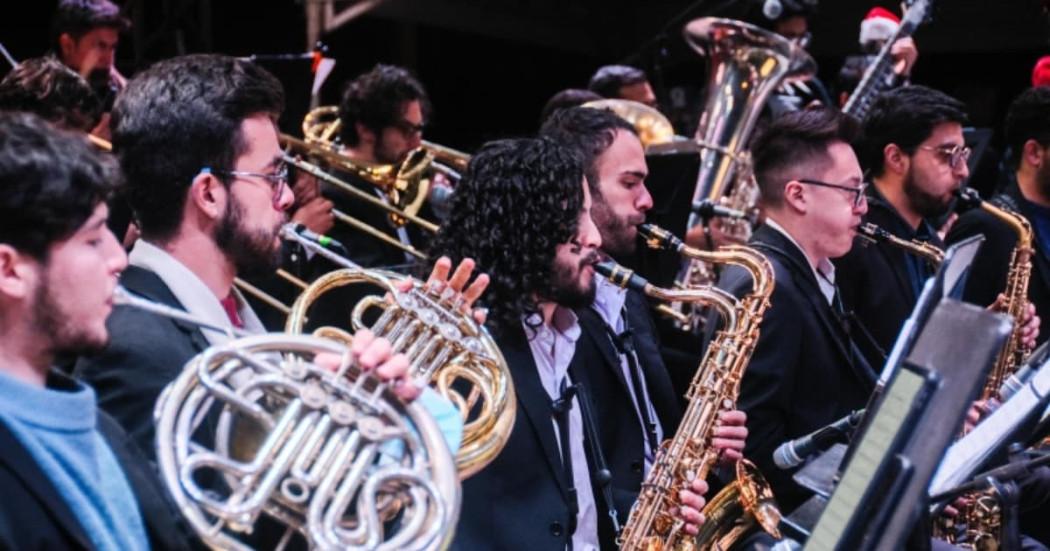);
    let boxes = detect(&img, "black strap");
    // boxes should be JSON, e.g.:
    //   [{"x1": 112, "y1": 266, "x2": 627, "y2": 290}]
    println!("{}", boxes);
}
[
  {"x1": 551, "y1": 377, "x2": 579, "y2": 543},
  {"x1": 600, "y1": 307, "x2": 660, "y2": 461}
]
